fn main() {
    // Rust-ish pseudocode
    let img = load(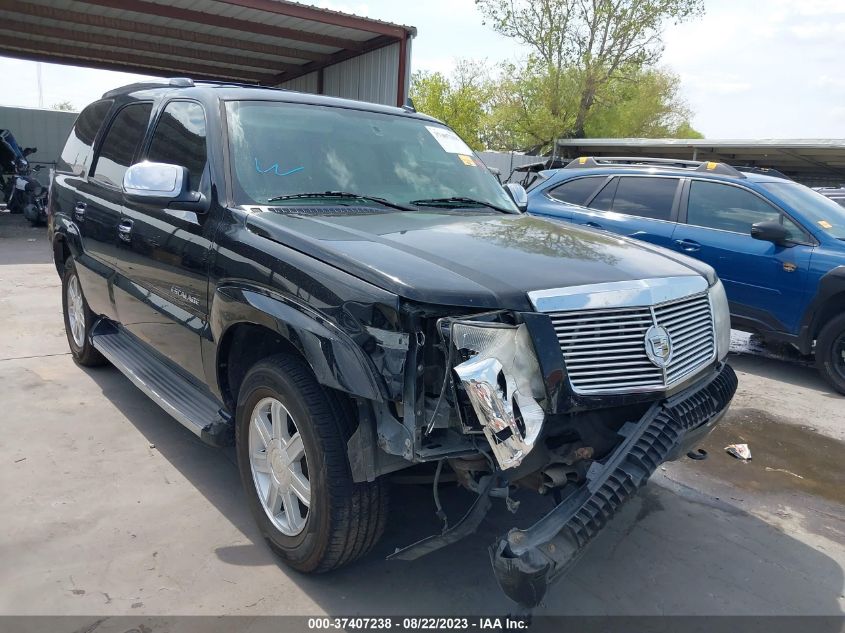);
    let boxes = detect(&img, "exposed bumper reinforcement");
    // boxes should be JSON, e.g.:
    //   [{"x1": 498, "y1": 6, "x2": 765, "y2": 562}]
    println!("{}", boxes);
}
[{"x1": 490, "y1": 363, "x2": 738, "y2": 607}]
